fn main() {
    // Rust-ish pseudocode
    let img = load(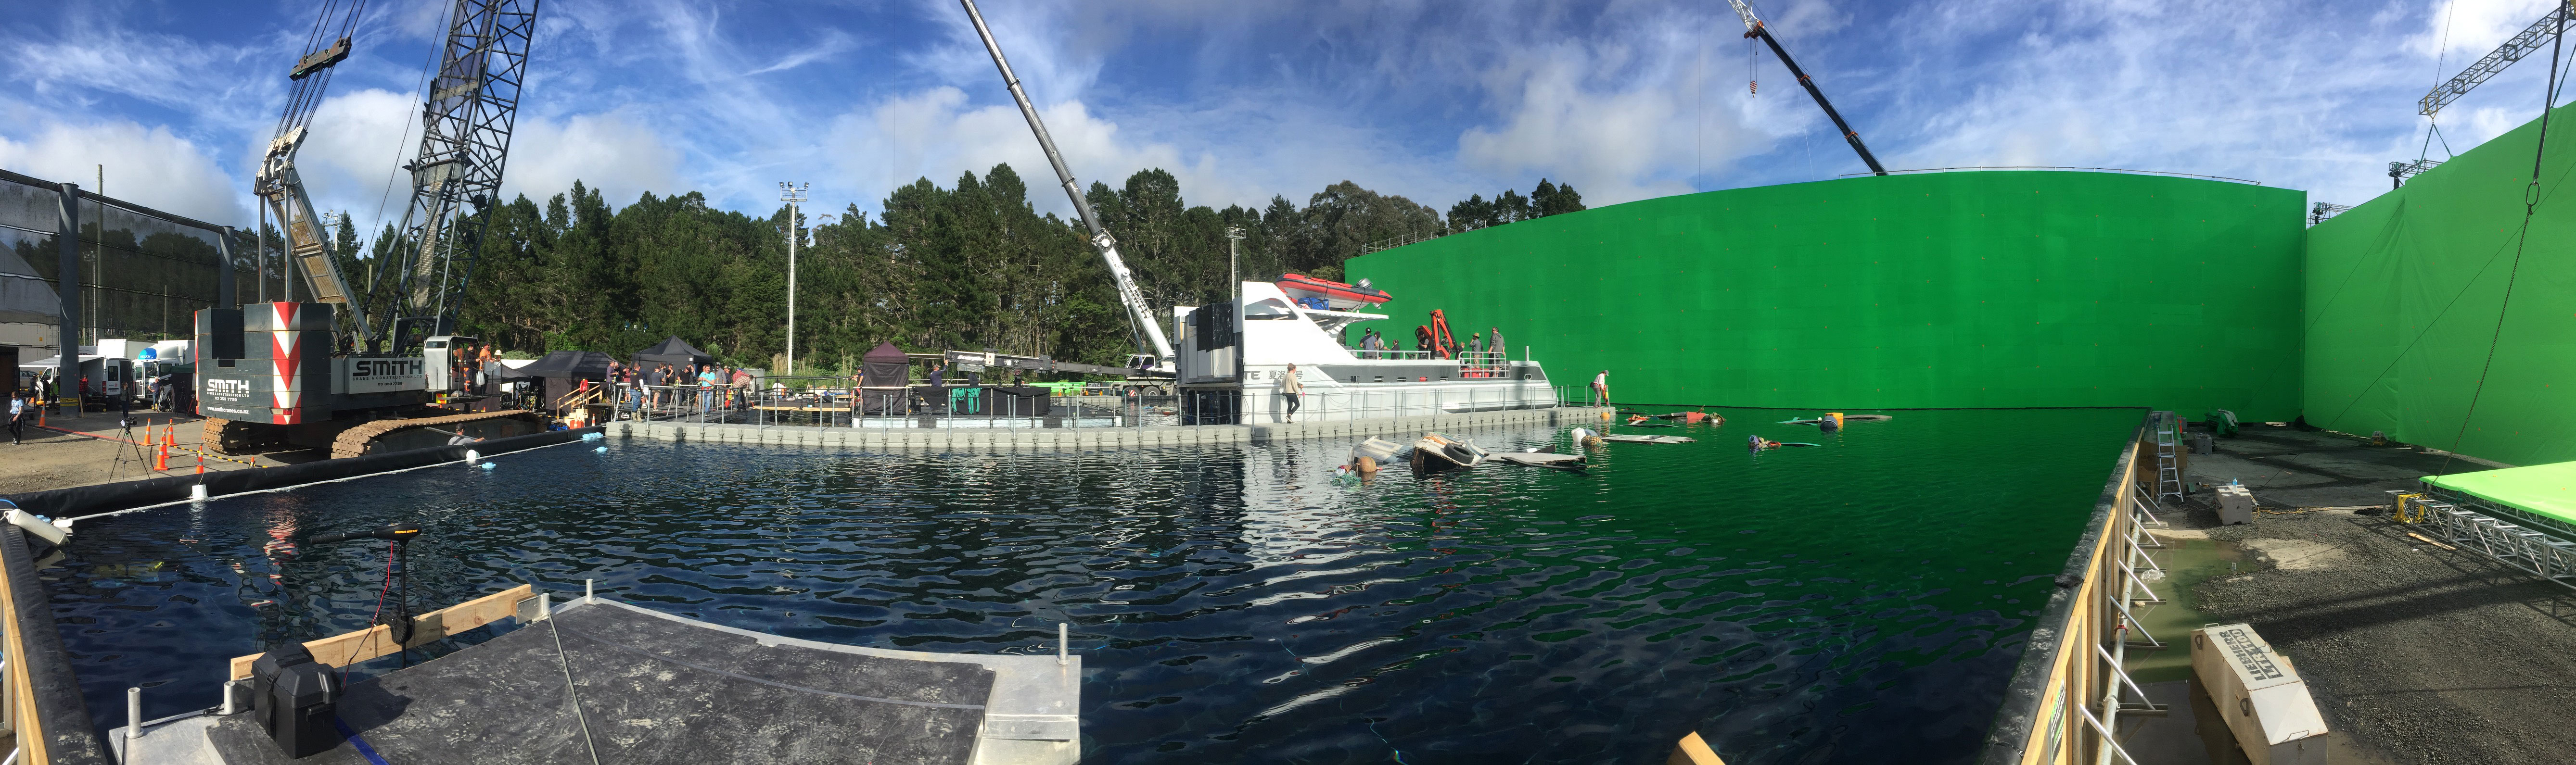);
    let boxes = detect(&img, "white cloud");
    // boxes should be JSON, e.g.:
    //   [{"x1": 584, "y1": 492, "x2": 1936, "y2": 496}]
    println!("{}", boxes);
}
[
  {"x1": 281, "y1": 89, "x2": 422, "y2": 230},
  {"x1": 505, "y1": 111, "x2": 685, "y2": 207},
  {"x1": 0, "y1": 120, "x2": 244, "y2": 225},
  {"x1": 828, "y1": 87, "x2": 1205, "y2": 217},
  {"x1": 1860, "y1": 0, "x2": 2462, "y2": 208},
  {"x1": 2413, "y1": 0, "x2": 2560, "y2": 56},
  {"x1": 1457, "y1": 37, "x2": 1800, "y2": 206}
]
